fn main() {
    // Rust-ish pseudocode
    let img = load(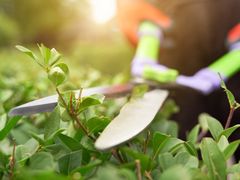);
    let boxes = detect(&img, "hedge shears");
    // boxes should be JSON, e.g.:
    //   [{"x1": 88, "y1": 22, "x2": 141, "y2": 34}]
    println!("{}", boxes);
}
[{"x1": 9, "y1": 22, "x2": 240, "y2": 150}]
